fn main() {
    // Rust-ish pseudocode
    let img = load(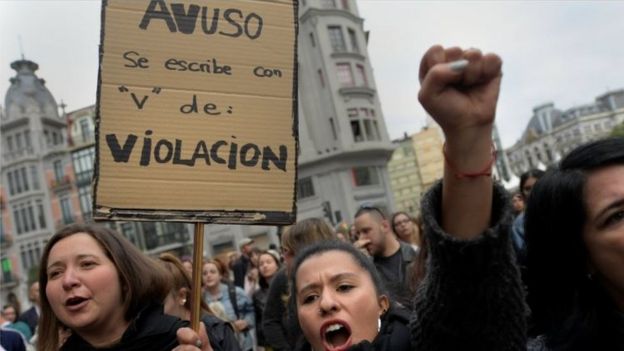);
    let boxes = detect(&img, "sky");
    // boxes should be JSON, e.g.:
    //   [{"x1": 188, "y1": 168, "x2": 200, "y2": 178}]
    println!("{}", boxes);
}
[{"x1": 1, "y1": 0, "x2": 623, "y2": 148}]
